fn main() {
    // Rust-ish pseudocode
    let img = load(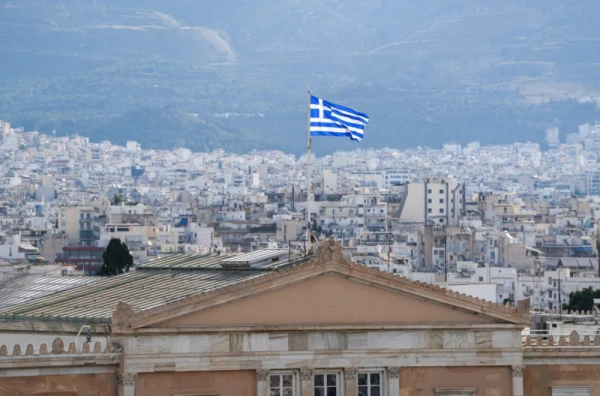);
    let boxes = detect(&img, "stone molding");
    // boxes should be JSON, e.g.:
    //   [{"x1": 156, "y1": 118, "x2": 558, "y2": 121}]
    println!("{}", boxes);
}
[
  {"x1": 51, "y1": 337, "x2": 64, "y2": 354},
  {"x1": 388, "y1": 367, "x2": 401, "y2": 378},
  {"x1": 112, "y1": 301, "x2": 136, "y2": 325},
  {"x1": 0, "y1": 337, "x2": 115, "y2": 357},
  {"x1": 435, "y1": 388, "x2": 477, "y2": 396},
  {"x1": 300, "y1": 368, "x2": 313, "y2": 382},
  {"x1": 256, "y1": 369, "x2": 270, "y2": 382},
  {"x1": 344, "y1": 368, "x2": 358, "y2": 379},
  {"x1": 120, "y1": 238, "x2": 526, "y2": 328},
  {"x1": 511, "y1": 365, "x2": 525, "y2": 377},
  {"x1": 515, "y1": 298, "x2": 530, "y2": 314},
  {"x1": 117, "y1": 373, "x2": 137, "y2": 386}
]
